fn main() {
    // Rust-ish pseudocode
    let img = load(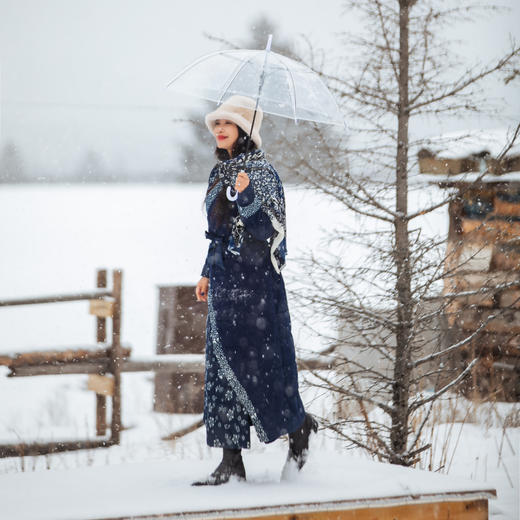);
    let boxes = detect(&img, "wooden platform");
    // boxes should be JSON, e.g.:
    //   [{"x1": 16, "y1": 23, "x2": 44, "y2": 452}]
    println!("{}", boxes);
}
[{"x1": 98, "y1": 494, "x2": 492, "y2": 519}]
